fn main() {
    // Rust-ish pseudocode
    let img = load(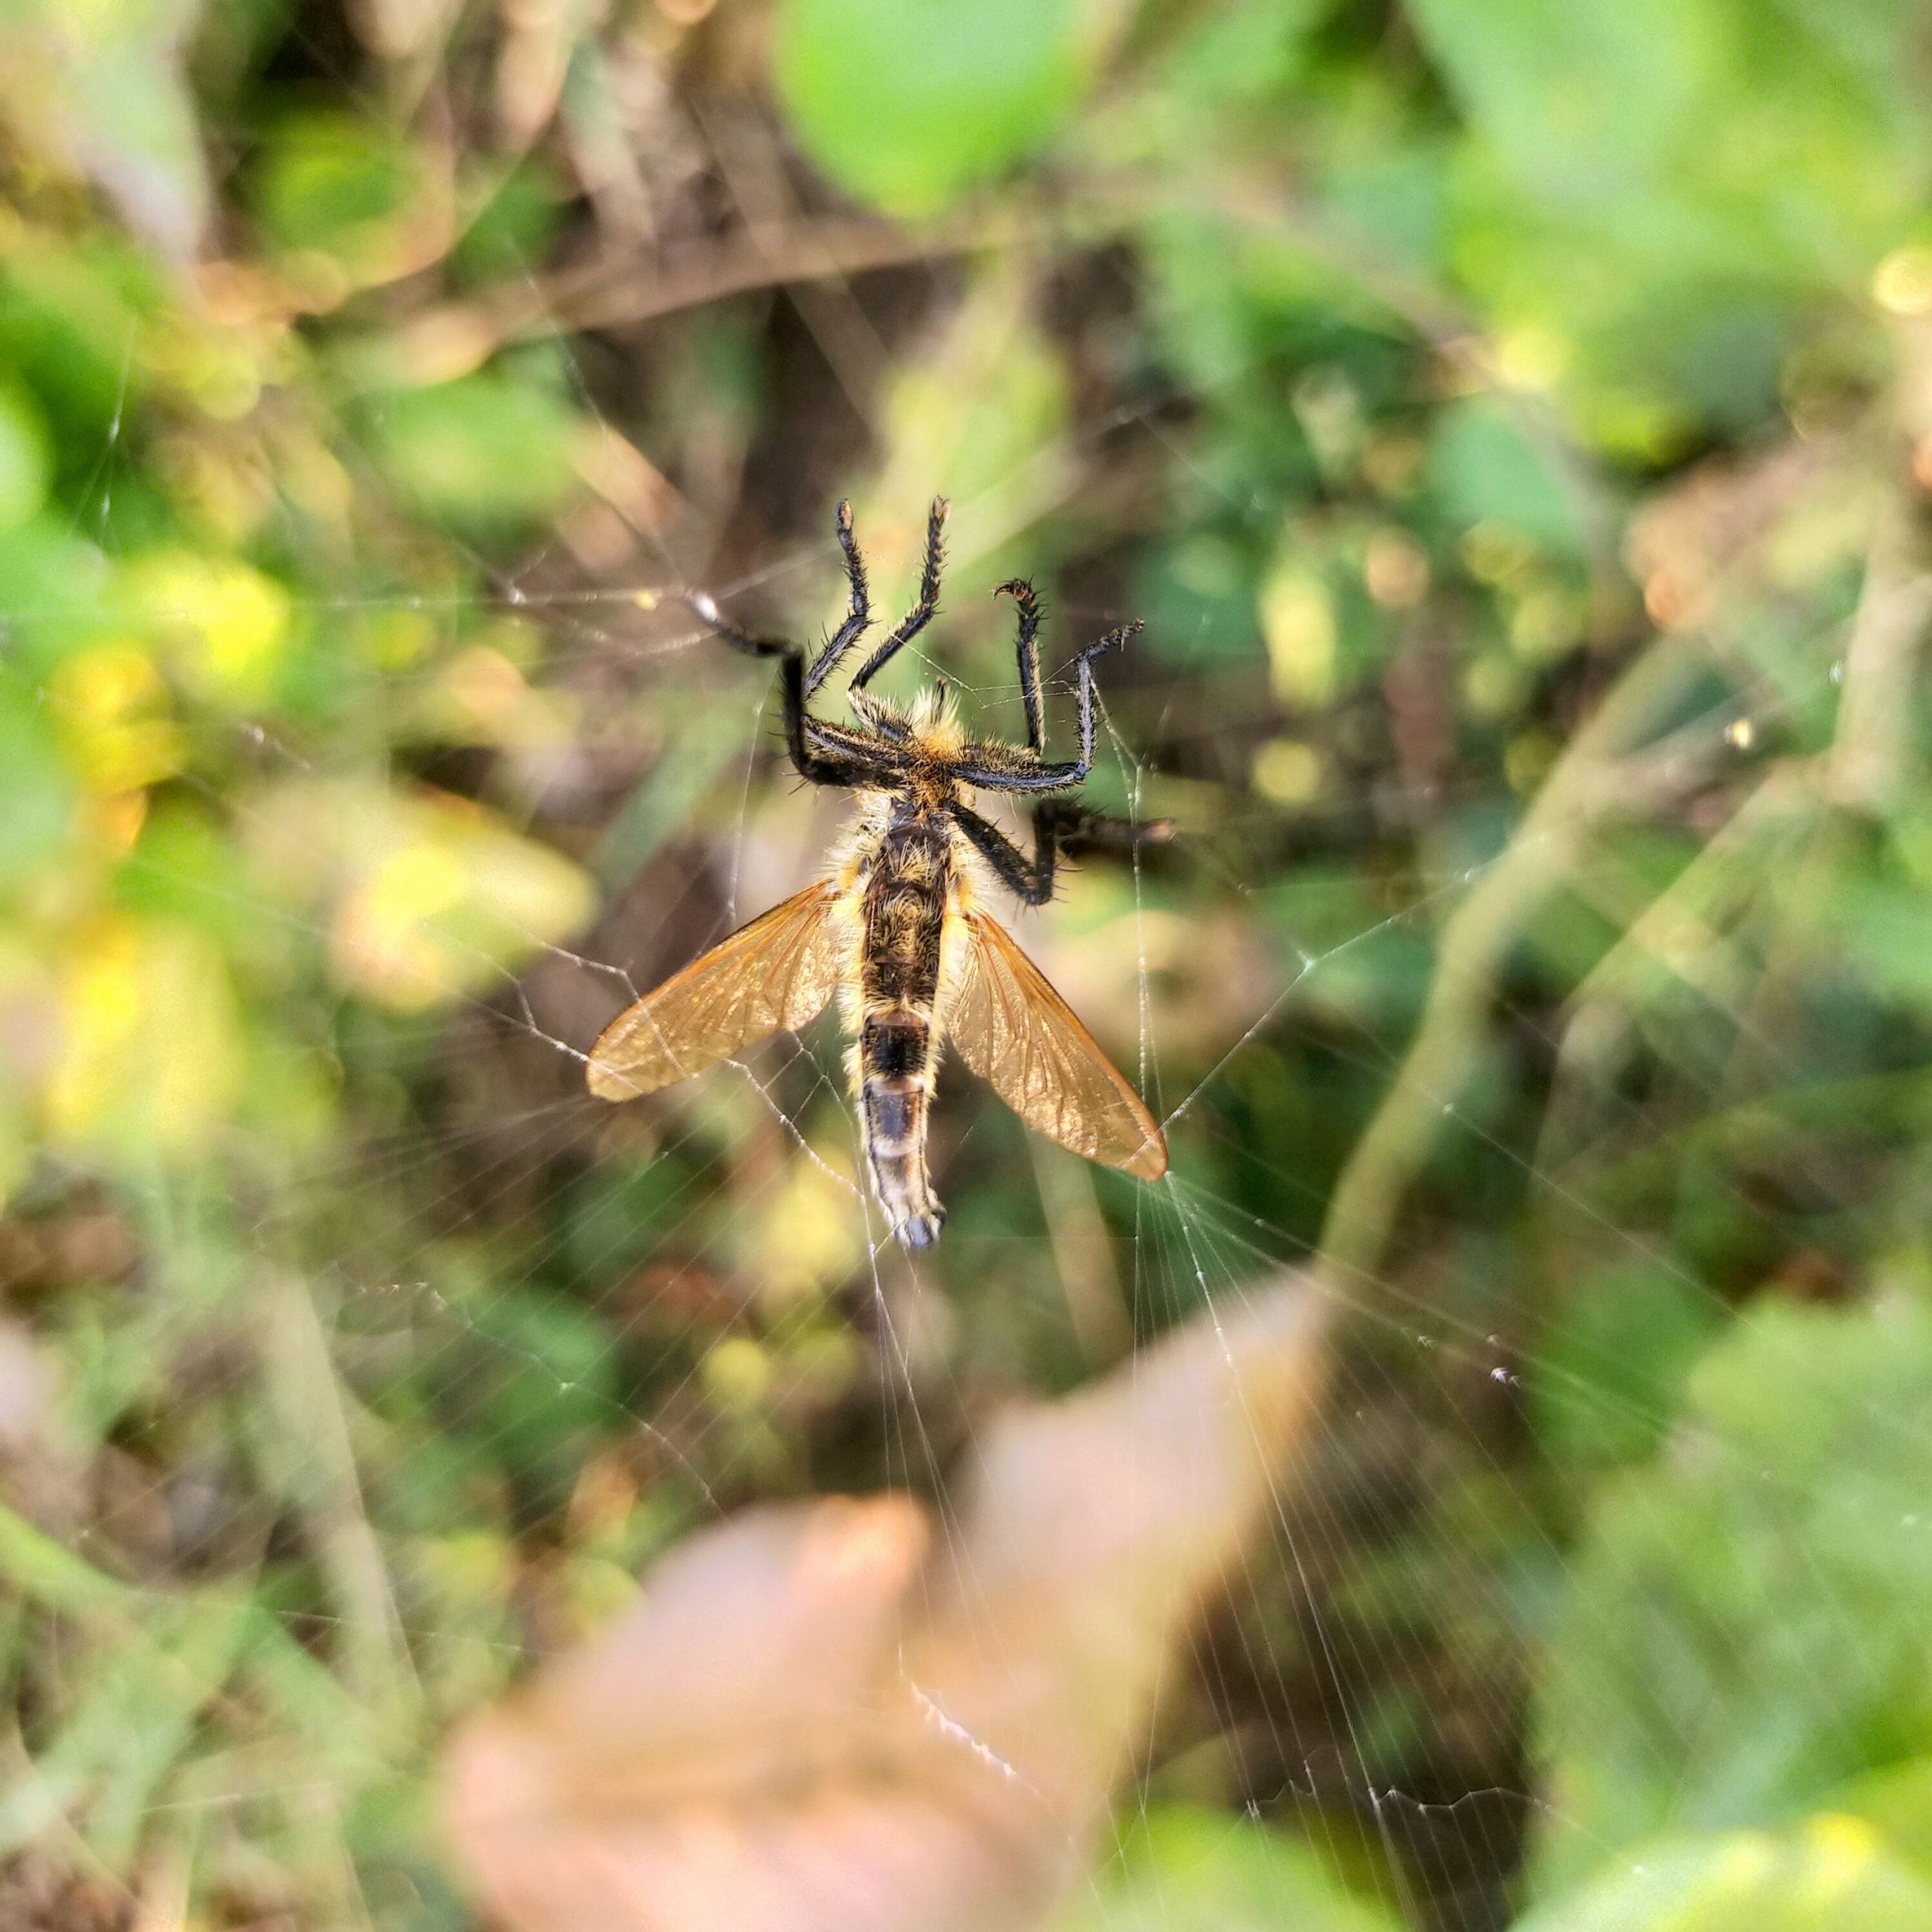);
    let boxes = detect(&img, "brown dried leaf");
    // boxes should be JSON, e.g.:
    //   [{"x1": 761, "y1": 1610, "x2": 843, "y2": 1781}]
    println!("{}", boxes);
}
[{"x1": 442, "y1": 1275, "x2": 1331, "y2": 1932}]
